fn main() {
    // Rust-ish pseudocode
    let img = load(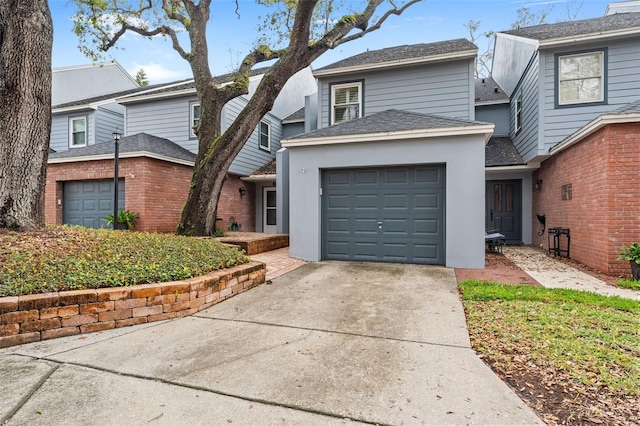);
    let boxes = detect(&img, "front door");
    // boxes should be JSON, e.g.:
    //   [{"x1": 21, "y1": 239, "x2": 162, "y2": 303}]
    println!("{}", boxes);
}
[
  {"x1": 263, "y1": 187, "x2": 277, "y2": 233},
  {"x1": 486, "y1": 180, "x2": 522, "y2": 244}
]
